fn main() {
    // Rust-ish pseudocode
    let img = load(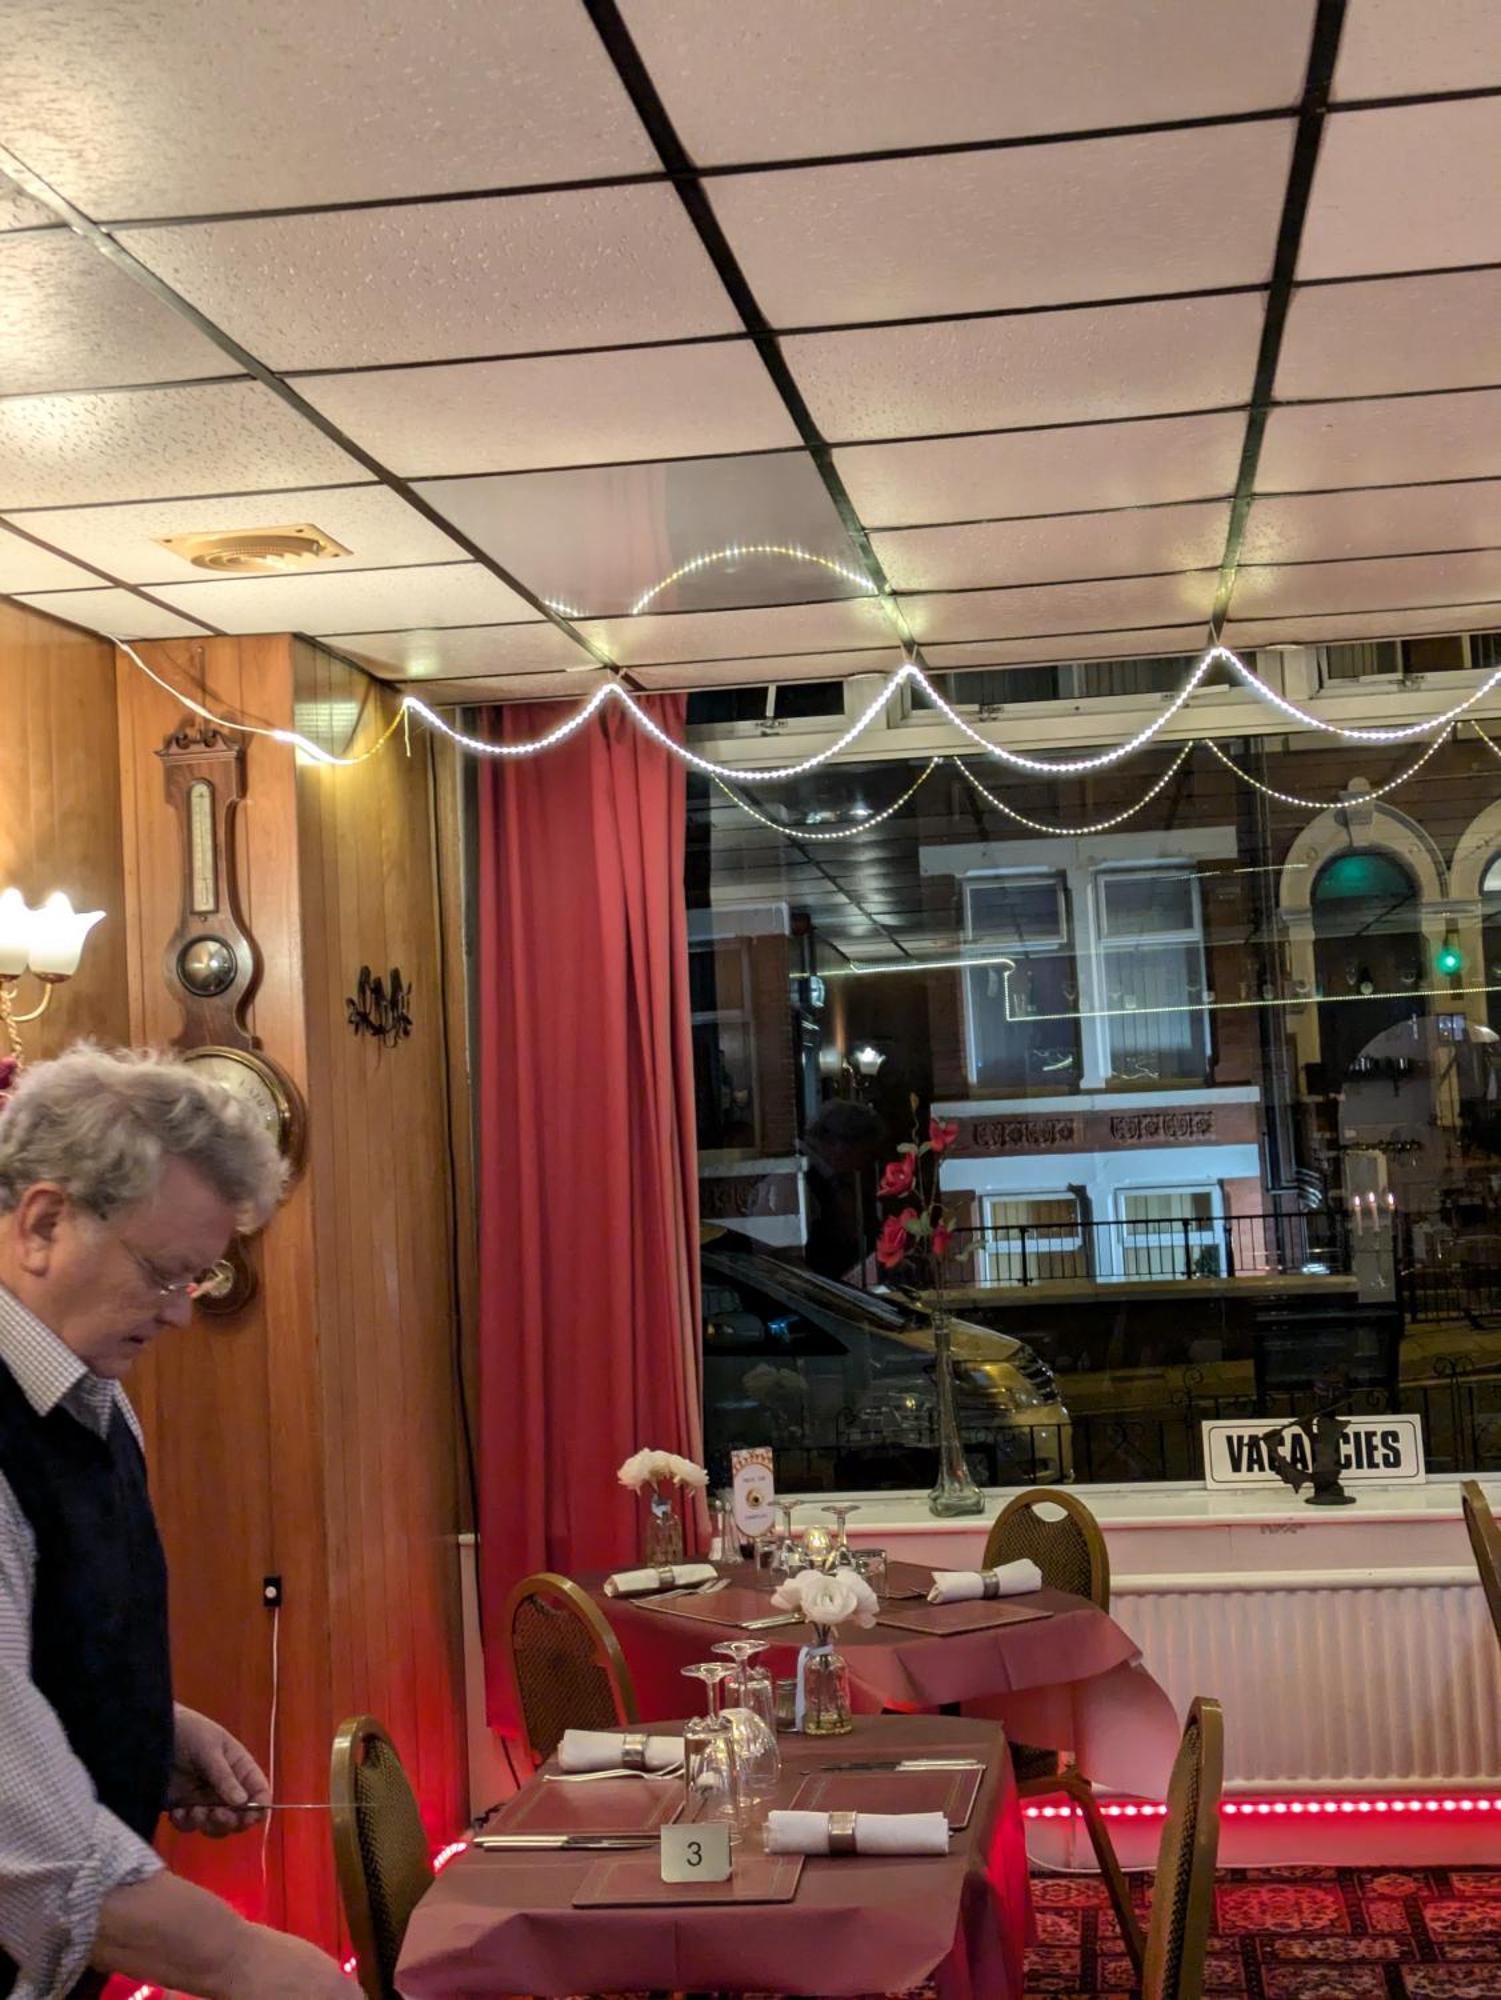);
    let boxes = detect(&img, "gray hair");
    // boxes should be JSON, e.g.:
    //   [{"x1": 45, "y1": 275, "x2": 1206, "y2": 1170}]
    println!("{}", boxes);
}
[{"x1": 0, "y1": 1044, "x2": 287, "y2": 1231}]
